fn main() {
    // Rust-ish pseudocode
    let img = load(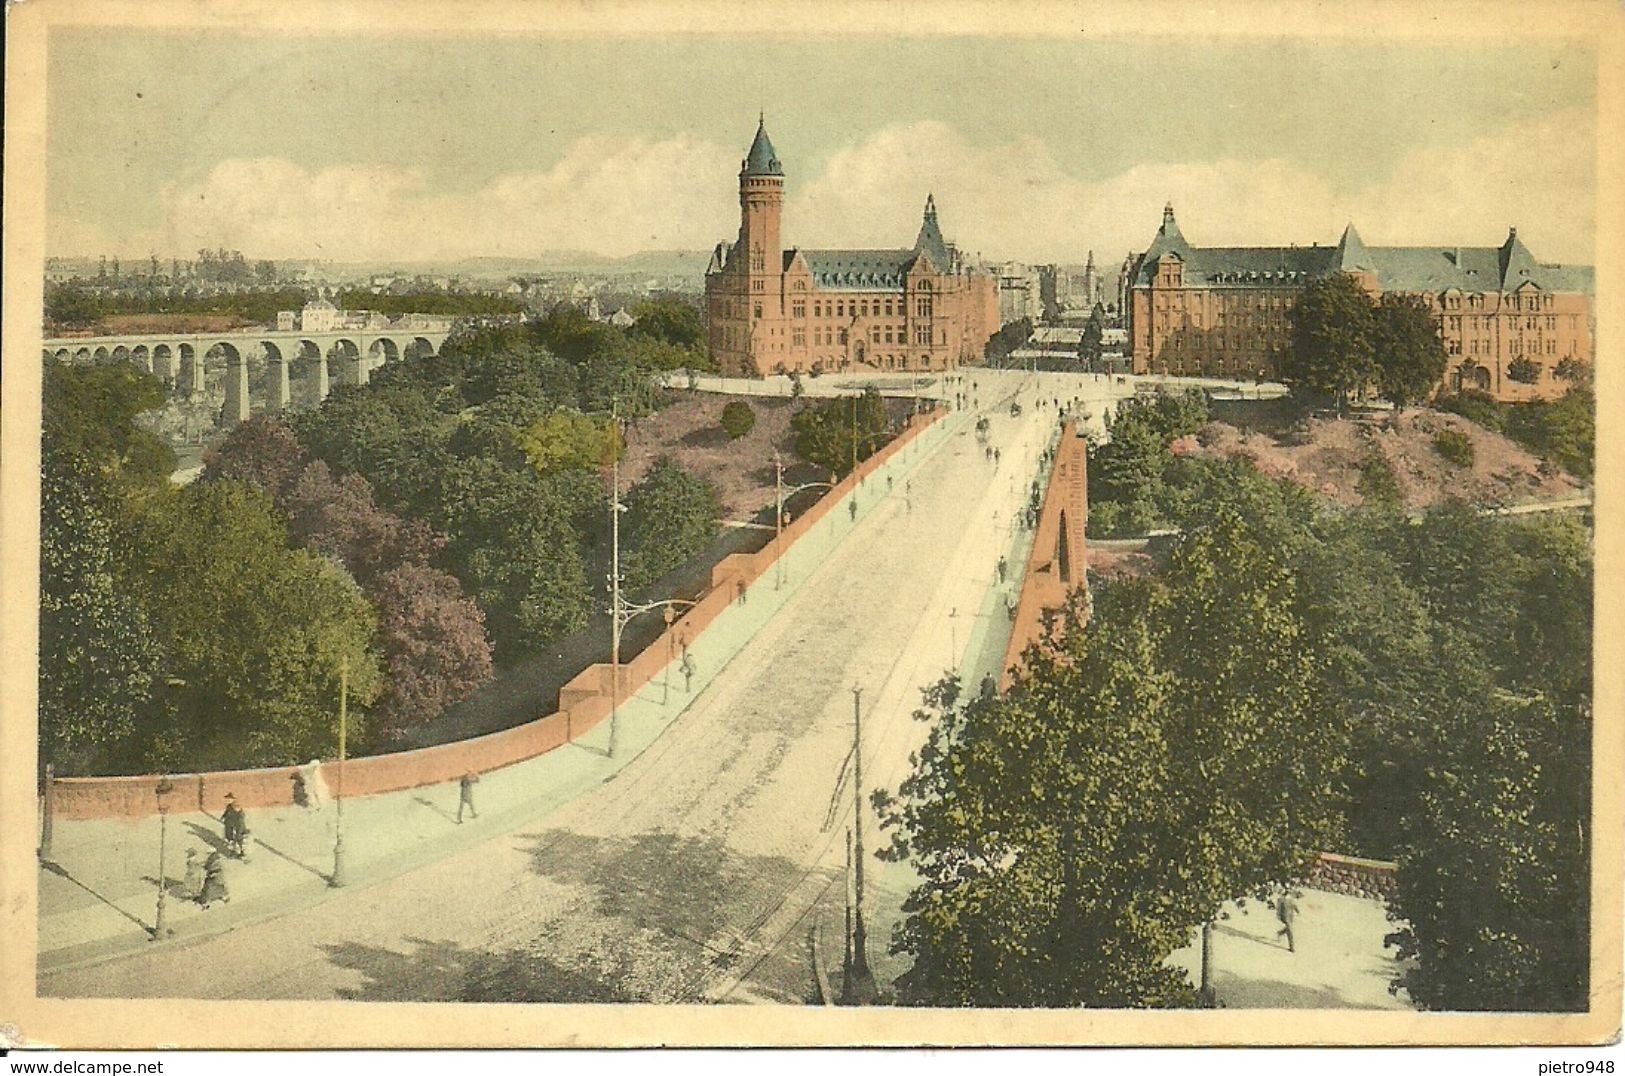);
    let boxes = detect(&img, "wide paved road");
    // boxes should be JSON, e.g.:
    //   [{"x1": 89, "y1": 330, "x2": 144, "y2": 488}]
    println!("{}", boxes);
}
[{"x1": 42, "y1": 373, "x2": 1070, "y2": 1004}]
